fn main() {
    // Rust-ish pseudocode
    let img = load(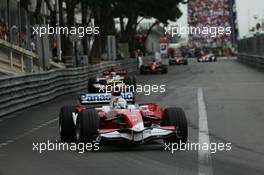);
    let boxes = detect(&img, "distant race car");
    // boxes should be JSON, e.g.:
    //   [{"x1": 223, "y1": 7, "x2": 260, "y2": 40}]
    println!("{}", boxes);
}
[
  {"x1": 59, "y1": 91, "x2": 188, "y2": 145},
  {"x1": 197, "y1": 53, "x2": 217, "y2": 62},
  {"x1": 169, "y1": 57, "x2": 188, "y2": 65},
  {"x1": 88, "y1": 68, "x2": 136, "y2": 93},
  {"x1": 102, "y1": 67, "x2": 128, "y2": 76},
  {"x1": 140, "y1": 62, "x2": 168, "y2": 74}
]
